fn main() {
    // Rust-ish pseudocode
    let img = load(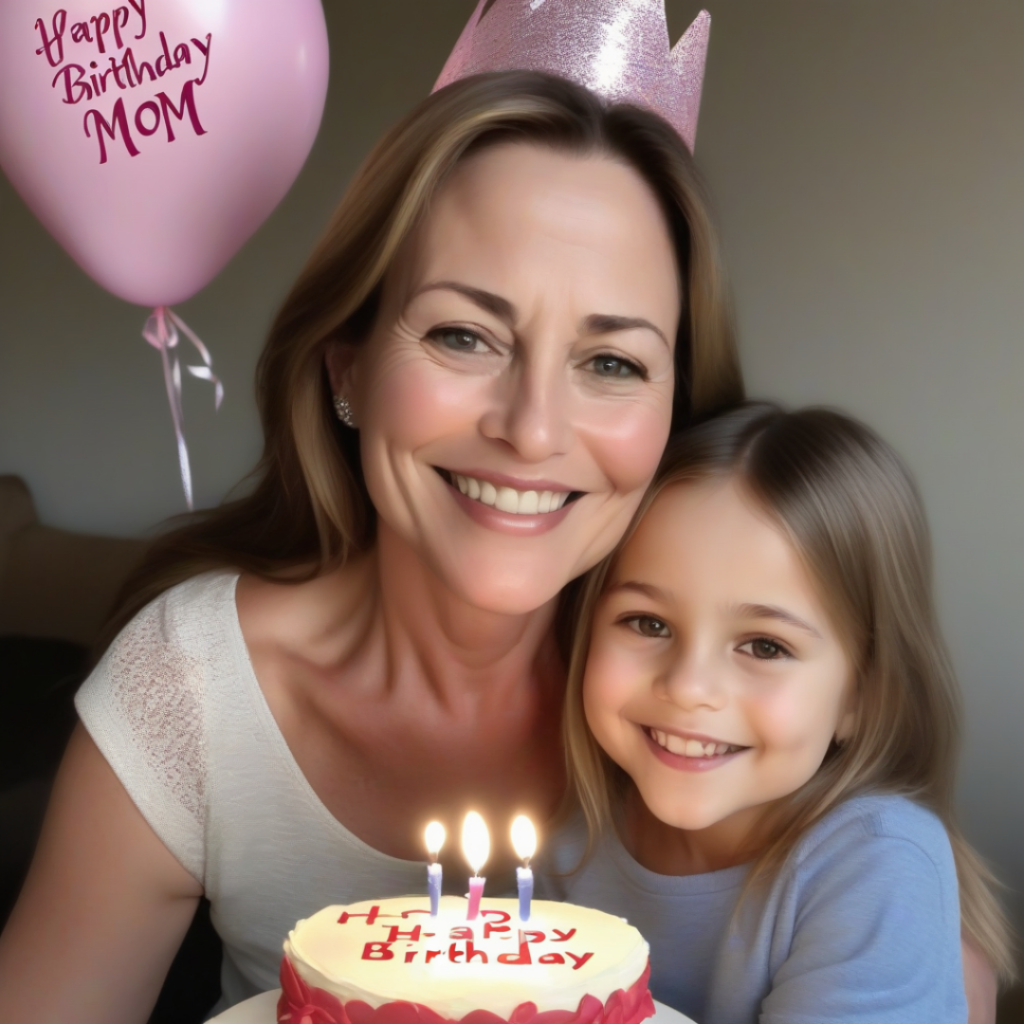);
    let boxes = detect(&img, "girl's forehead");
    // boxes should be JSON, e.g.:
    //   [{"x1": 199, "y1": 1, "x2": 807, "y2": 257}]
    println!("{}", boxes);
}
[
  {"x1": 629, "y1": 476, "x2": 778, "y2": 554},
  {"x1": 609, "y1": 477, "x2": 818, "y2": 607}
]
